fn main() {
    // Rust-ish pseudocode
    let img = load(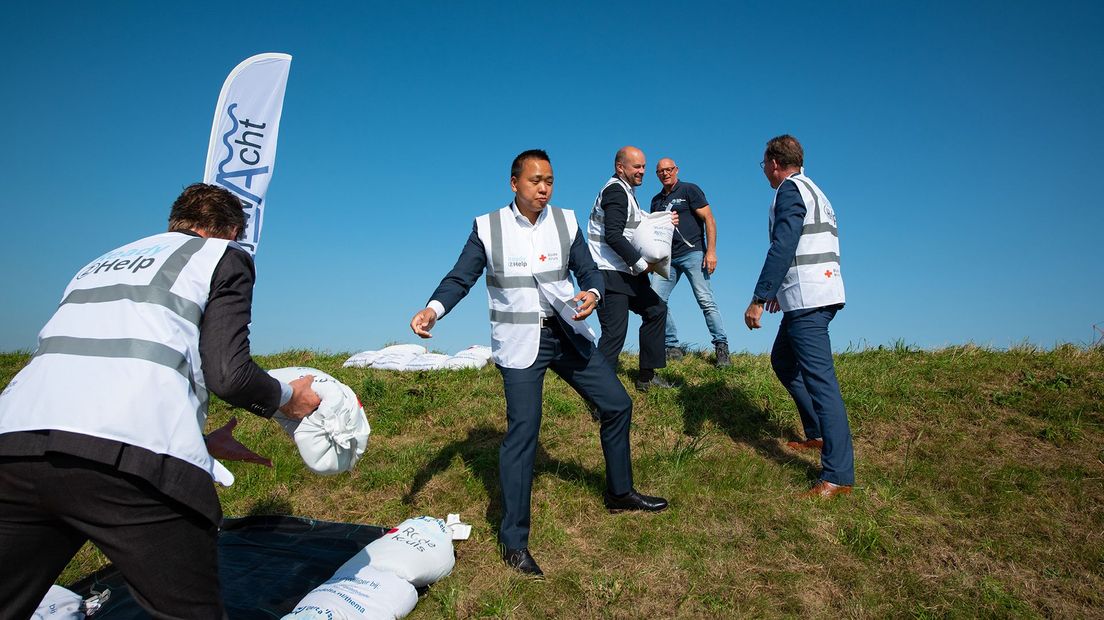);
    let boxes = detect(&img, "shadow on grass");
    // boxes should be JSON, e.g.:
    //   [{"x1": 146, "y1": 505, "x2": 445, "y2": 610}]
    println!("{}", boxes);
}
[
  {"x1": 677, "y1": 378, "x2": 819, "y2": 481},
  {"x1": 246, "y1": 495, "x2": 294, "y2": 516},
  {"x1": 402, "y1": 424, "x2": 606, "y2": 534}
]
